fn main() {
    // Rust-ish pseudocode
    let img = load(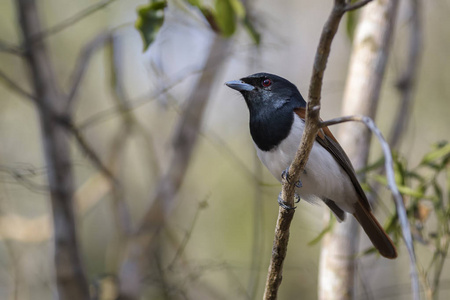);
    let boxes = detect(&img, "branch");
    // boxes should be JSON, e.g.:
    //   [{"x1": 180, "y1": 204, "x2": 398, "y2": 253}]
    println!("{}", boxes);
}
[
  {"x1": 263, "y1": 1, "x2": 347, "y2": 298},
  {"x1": 0, "y1": 40, "x2": 22, "y2": 55},
  {"x1": 321, "y1": 115, "x2": 420, "y2": 300},
  {"x1": 0, "y1": 68, "x2": 35, "y2": 100},
  {"x1": 67, "y1": 31, "x2": 113, "y2": 107},
  {"x1": 16, "y1": 0, "x2": 90, "y2": 299},
  {"x1": 31, "y1": 0, "x2": 119, "y2": 42}
]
